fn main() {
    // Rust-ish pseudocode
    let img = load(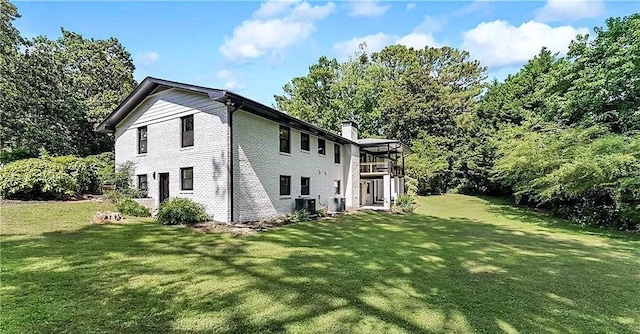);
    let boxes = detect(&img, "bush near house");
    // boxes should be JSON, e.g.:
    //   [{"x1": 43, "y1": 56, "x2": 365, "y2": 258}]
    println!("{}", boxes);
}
[
  {"x1": 115, "y1": 198, "x2": 151, "y2": 217},
  {"x1": 394, "y1": 194, "x2": 415, "y2": 214},
  {"x1": 156, "y1": 197, "x2": 209, "y2": 225}
]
